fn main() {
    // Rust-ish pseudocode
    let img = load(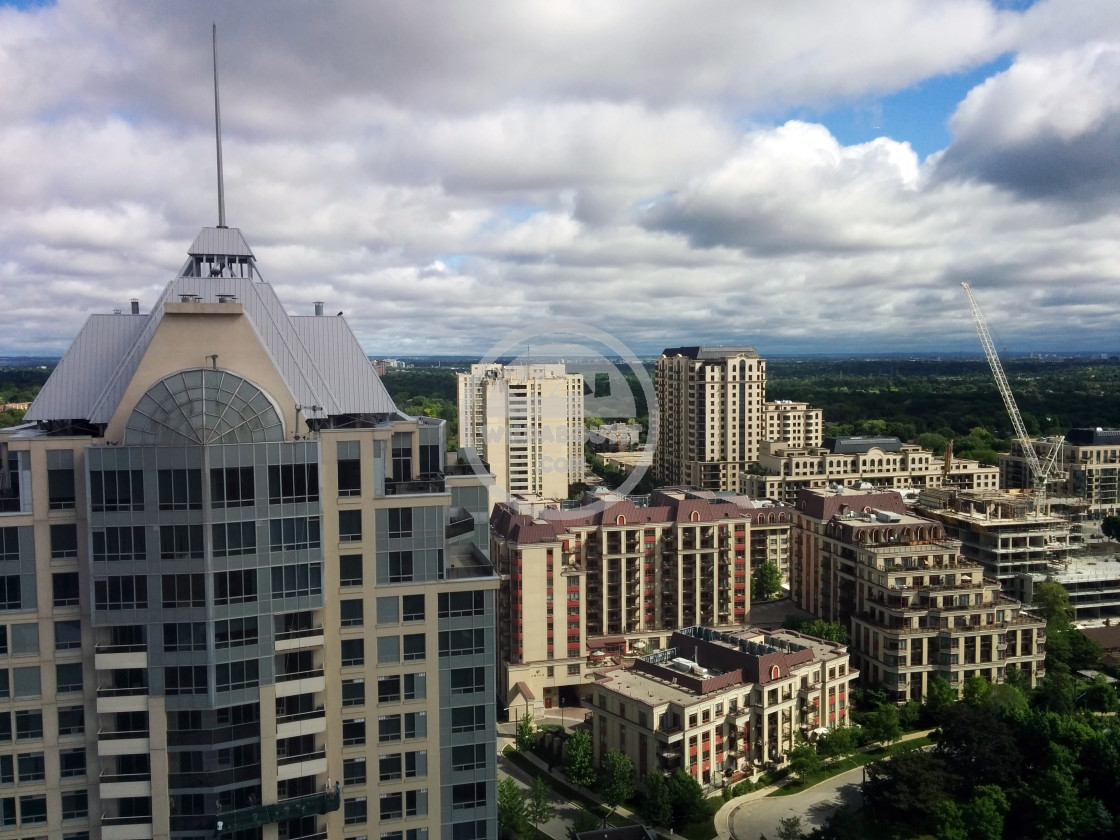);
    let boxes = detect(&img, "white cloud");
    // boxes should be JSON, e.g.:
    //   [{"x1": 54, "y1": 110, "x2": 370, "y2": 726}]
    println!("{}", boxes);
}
[{"x1": 1, "y1": 0, "x2": 1119, "y2": 358}]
